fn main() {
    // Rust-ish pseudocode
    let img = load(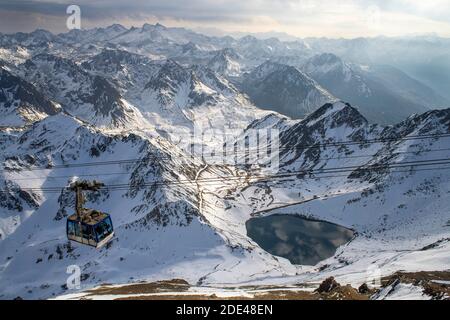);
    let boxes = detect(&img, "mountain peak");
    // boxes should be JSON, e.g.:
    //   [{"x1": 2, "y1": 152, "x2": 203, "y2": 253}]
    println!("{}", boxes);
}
[
  {"x1": 160, "y1": 59, "x2": 186, "y2": 74},
  {"x1": 310, "y1": 52, "x2": 342, "y2": 65},
  {"x1": 106, "y1": 24, "x2": 126, "y2": 32},
  {"x1": 241, "y1": 61, "x2": 336, "y2": 119},
  {"x1": 304, "y1": 101, "x2": 367, "y2": 128},
  {"x1": 0, "y1": 68, "x2": 61, "y2": 126},
  {"x1": 387, "y1": 107, "x2": 450, "y2": 137},
  {"x1": 181, "y1": 41, "x2": 202, "y2": 54},
  {"x1": 142, "y1": 23, "x2": 152, "y2": 30},
  {"x1": 142, "y1": 23, "x2": 167, "y2": 31},
  {"x1": 302, "y1": 53, "x2": 347, "y2": 76},
  {"x1": 89, "y1": 48, "x2": 148, "y2": 66},
  {"x1": 249, "y1": 60, "x2": 295, "y2": 80},
  {"x1": 144, "y1": 59, "x2": 190, "y2": 91},
  {"x1": 239, "y1": 35, "x2": 258, "y2": 43},
  {"x1": 208, "y1": 48, "x2": 242, "y2": 76},
  {"x1": 30, "y1": 29, "x2": 54, "y2": 38},
  {"x1": 21, "y1": 53, "x2": 145, "y2": 129}
]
